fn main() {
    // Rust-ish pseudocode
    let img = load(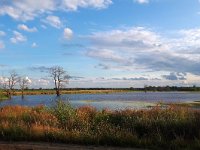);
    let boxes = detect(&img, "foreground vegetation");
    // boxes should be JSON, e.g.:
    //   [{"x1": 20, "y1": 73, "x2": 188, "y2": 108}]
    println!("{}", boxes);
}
[{"x1": 0, "y1": 101, "x2": 199, "y2": 149}]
